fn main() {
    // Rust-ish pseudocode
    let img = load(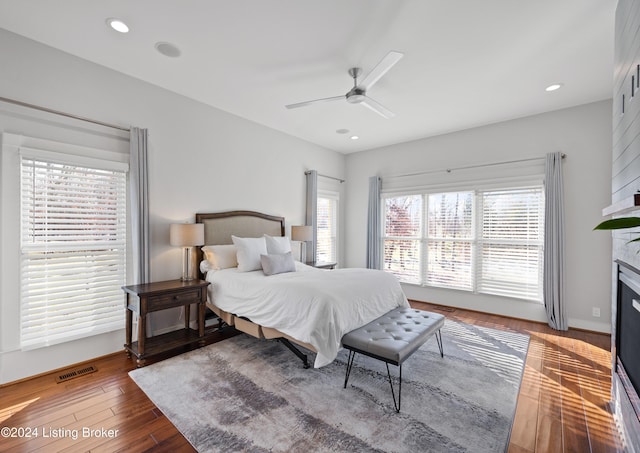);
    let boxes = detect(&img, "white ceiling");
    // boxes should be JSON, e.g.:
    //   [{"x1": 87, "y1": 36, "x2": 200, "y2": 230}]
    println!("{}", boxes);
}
[{"x1": 0, "y1": 0, "x2": 616, "y2": 153}]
